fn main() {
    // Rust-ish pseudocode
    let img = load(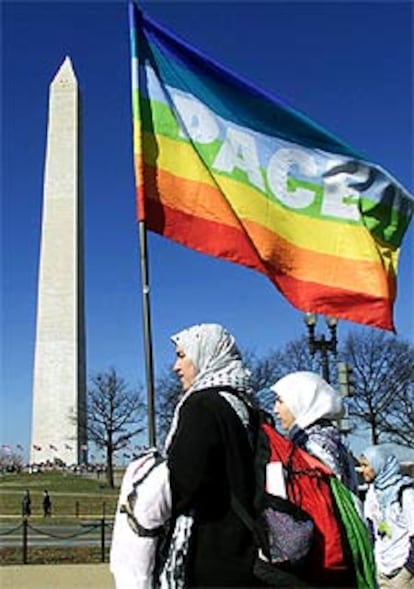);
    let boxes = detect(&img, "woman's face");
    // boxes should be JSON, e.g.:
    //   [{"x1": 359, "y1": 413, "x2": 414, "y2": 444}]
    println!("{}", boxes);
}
[
  {"x1": 358, "y1": 458, "x2": 376, "y2": 483},
  {"x1": 173, "y1": 346, "x2": 198, "y2": 392},
  {"x1": 274, "y1": 395, "x2": 295, "y2": 431}
]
